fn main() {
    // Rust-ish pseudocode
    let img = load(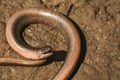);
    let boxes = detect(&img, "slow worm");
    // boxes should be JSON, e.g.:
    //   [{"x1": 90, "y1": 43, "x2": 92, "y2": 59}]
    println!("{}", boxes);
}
[{"x1": 0, "y1": 8, "x2": 81, "y2": 80}]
